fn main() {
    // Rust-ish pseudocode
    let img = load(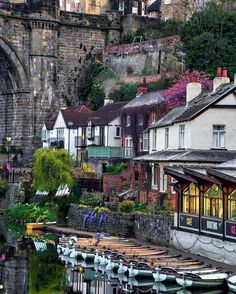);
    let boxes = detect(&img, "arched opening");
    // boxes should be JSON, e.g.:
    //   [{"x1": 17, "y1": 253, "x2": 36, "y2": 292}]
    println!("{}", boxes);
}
[{"x1": 0, "y1": 37, "x2": 30, "y2": 150}]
